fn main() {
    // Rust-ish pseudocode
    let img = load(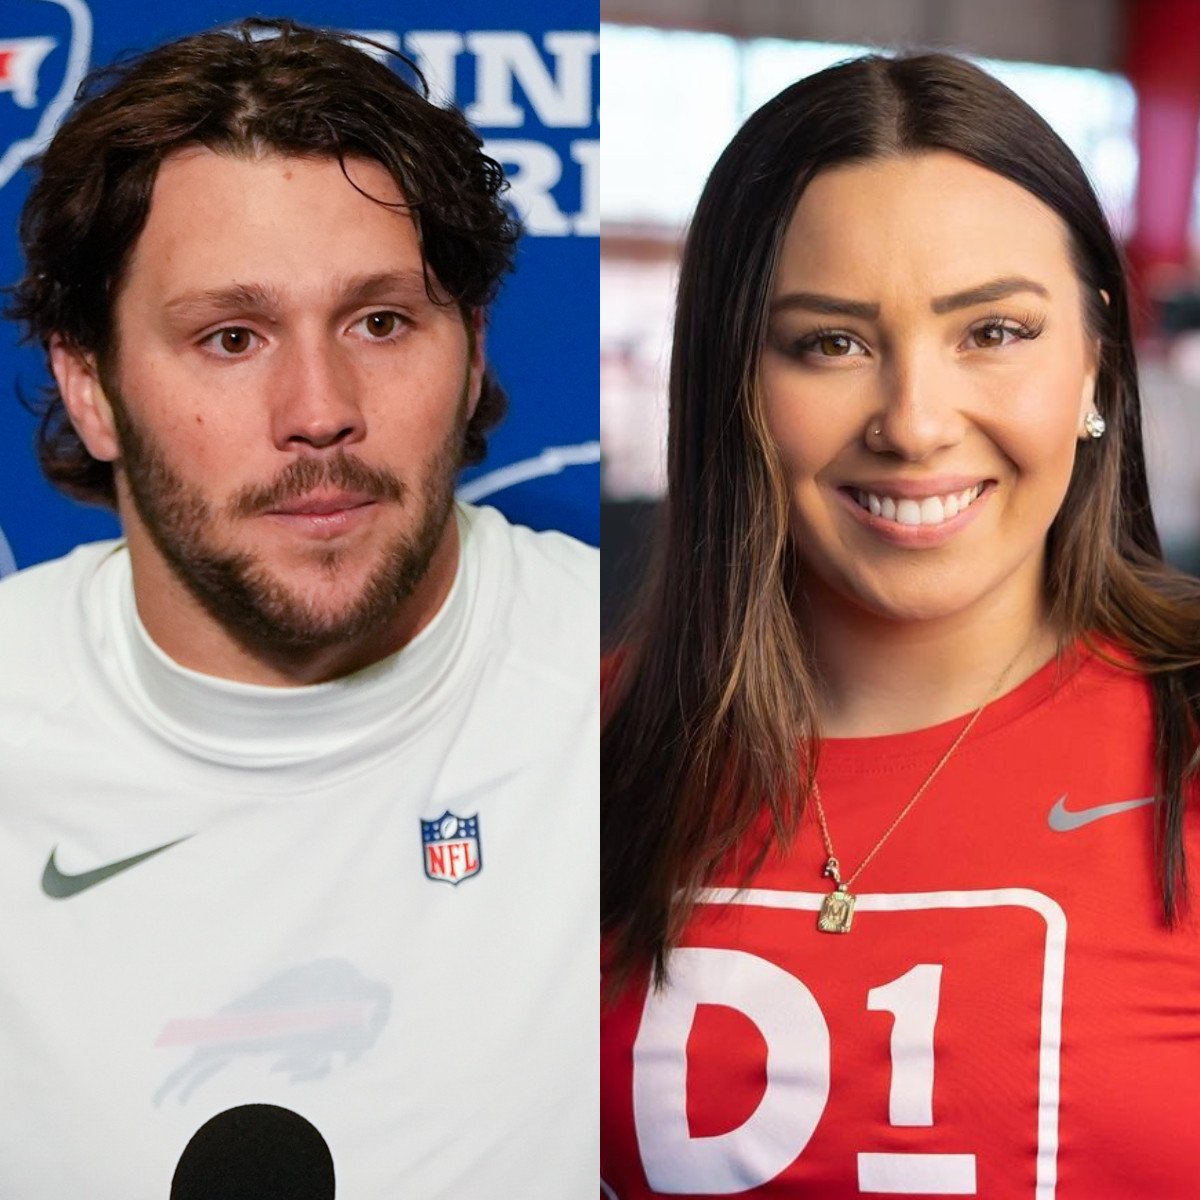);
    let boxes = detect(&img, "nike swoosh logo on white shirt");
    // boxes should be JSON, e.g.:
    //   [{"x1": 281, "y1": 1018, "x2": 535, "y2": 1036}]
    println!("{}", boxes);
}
[
  {"x1": 1047, "y1": 793, "x2": 1154, "y2": 832},
  {"x1": 41, "y1": 837, "x2": 191, "y2": 899}
]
